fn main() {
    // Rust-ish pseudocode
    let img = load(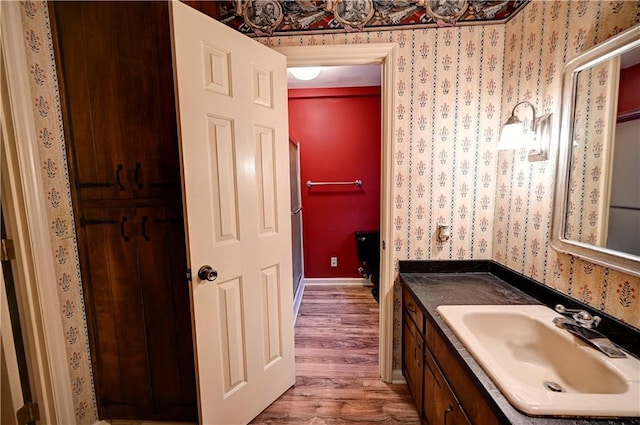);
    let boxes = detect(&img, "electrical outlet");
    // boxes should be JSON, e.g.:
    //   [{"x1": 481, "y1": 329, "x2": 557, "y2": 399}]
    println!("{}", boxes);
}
[{"x1": 330, "y1": 257, "x2": 337, "y2": 267}]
